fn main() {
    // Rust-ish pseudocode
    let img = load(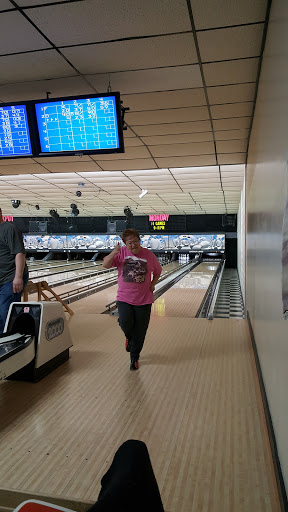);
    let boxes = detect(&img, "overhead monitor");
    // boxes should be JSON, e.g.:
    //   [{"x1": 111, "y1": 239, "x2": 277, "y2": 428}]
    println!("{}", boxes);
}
[
  {"x1": 0, "y1": 104, "x2": 33, "y2": 158},
  {"x1": 33, "y1": 92, "x2": 124, "y2": 156}
]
